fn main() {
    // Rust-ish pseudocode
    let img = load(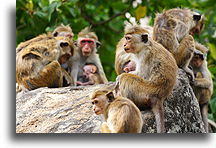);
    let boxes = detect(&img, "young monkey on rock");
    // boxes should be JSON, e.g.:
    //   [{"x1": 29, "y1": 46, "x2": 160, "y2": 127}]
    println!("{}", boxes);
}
[
  {"x1": 89, "y1": 87, "x2": 143, "y2": 133},
  {"x1": 190, "y1": 46, "x2": 213, "y2": 132}
]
